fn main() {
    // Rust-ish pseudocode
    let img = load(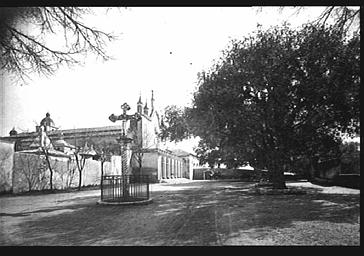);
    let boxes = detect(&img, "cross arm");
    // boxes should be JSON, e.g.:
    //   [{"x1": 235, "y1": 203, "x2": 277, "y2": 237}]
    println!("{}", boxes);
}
[{"x1": 109, "y1": 113, "x2": 142, "y2": 123}]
